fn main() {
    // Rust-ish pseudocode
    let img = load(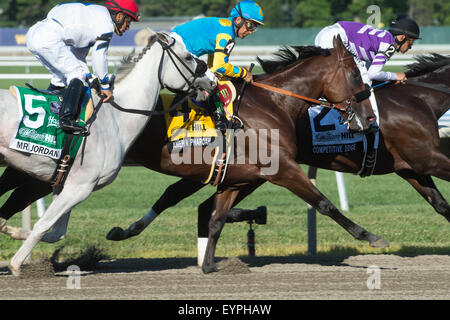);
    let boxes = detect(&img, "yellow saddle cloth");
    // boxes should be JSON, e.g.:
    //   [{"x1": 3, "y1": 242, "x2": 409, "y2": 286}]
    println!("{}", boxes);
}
[{"x1": 162, "y1": 80, "x2": 236, "y2": 152}]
